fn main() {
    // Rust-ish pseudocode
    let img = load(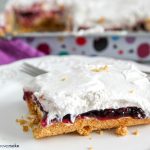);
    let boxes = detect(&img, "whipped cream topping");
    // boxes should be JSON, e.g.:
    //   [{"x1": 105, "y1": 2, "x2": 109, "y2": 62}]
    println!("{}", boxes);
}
[
  {"x1": 6, "y1": 0, "x2": 41, "y2": 10},
  {"x1": 24, "y1": 56, "x2": 150, "y2": 124},
  {"x1": 6, "y1": 0, "x2": 71, "y2": 11},
  {"x1": 72, "y1": 0, "x2": 150, "y2": 29}
]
